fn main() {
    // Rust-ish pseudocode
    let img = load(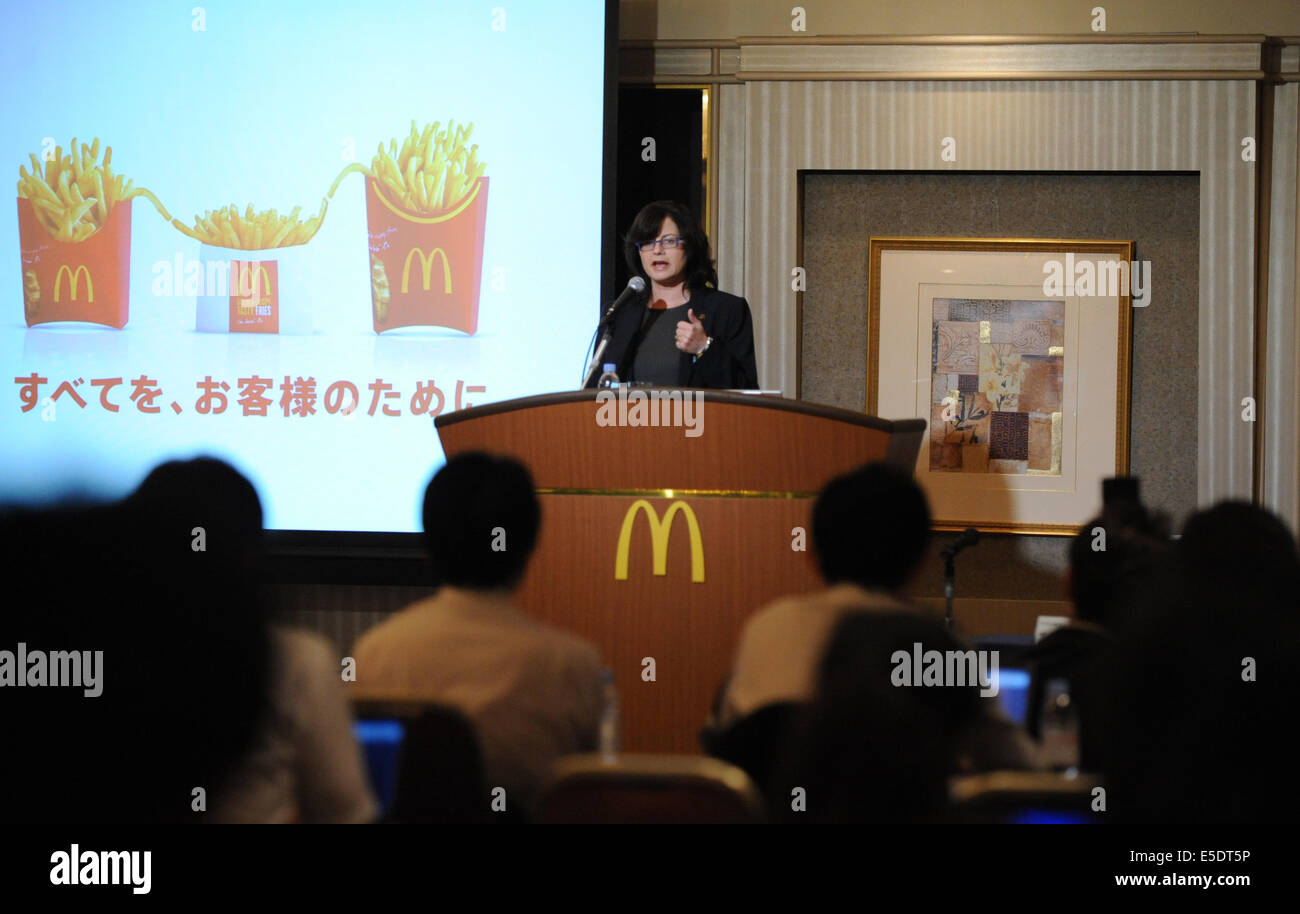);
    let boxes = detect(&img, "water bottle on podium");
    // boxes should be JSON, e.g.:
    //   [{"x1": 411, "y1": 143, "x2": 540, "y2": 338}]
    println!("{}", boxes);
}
[{"x1": 599, "y1": 668, "x2": 620, "y2": 762}]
